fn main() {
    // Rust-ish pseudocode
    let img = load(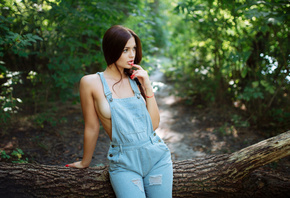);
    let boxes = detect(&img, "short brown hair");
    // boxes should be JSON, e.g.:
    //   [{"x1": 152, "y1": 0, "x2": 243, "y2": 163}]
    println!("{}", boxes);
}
[{"x1": 102, "y1": 25, "x2": 142, "y2": 66}]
